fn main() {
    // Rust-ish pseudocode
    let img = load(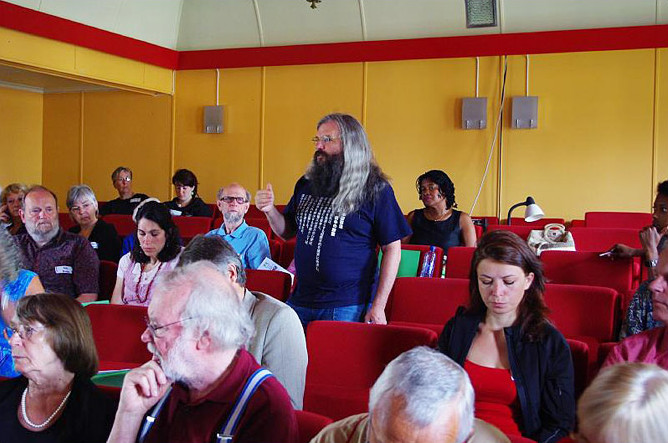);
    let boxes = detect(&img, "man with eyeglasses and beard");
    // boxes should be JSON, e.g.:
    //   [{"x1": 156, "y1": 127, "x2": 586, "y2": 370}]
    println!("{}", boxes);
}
[
  {"x1": 206, "y1": 183, "x2": 270, "y2": 269},
  {"x1": 107, "y1": 262, "x2": 298, "y2": 443},
  {"x1": 256, "y1": 113, "x2": 411, "y2": 327}
]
